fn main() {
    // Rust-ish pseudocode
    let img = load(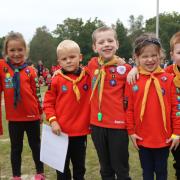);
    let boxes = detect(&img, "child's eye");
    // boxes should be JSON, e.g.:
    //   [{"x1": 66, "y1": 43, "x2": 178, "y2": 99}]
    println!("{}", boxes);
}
[
  {"x1": 17, "y1": 48, "x2": 24, "y2": 52},
  {"x1": 70, "y1": 55, "x2": 76, "y2": 59},
  {"x1": 108, "y1": 39, "x2": 114, "y2": 43},
  {"x1": 61, "y1": 58, "x2": 66, "y2": 61},
  {"x1": 9, "y1": 49, "x2": 15, "y2": 52},
  {"x1": 97, "y1": 41, "x2": 104, "y2": 45},
  {"x1": 152, "y1": 54, "x2": 157, "y2": 57}
]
